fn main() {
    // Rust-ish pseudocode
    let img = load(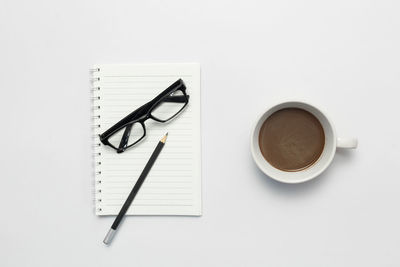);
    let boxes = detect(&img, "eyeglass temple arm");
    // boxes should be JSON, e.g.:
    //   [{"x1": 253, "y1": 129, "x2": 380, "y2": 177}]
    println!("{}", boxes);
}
[
  {"x1": 100, "y1": 102, "x2": 150, "y2": 142},
  {"x1": 147, "y1": 79, "x2": 186, "y2": 104},
  {"x1": 117, "y1": 123, "x2": 133, "y2": 153},
  {"x1": 163, "y1": 94, "x2": 189, "y2": 103}
]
